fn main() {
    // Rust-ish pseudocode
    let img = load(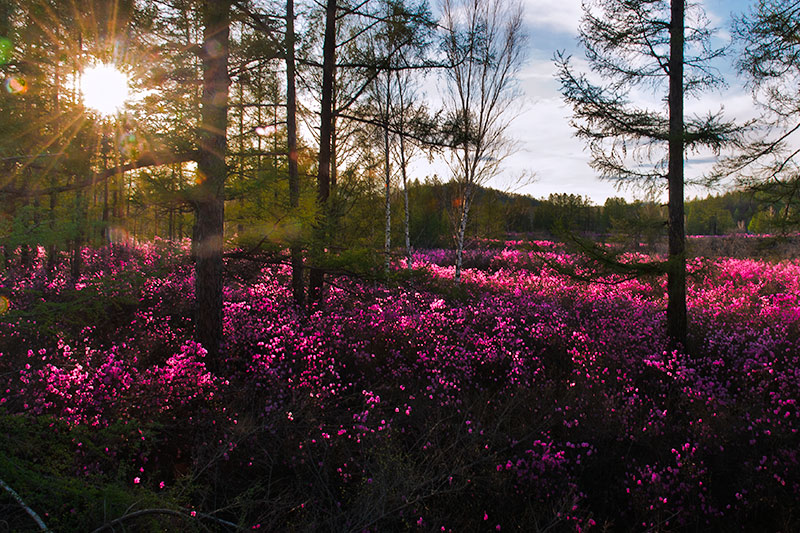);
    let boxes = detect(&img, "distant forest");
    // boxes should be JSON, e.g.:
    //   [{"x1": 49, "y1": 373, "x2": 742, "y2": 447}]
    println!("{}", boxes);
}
[
  {"x1": 2, "y1": 168, "x2": 788, "y2": 266},
  {"x1": 393, "y1": 180, "x2": 791, "y2": 249}
]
